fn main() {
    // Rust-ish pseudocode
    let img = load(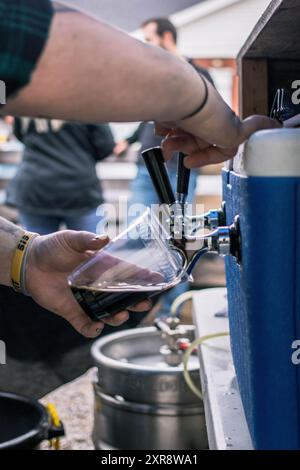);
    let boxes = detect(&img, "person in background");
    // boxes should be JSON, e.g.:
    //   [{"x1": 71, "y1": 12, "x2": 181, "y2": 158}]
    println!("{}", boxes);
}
[
  {"x1": 114, "y1": 17, "x2": 215, "y2": 173},
  {"x1": 114, "y1": 18, "x2": 215, "y2": 317},
  {"x1": 6, "y1": 118, "x2": 114, "y2": 235},
  {"x1": 2, "y1": 118, "x2": 153, "y2": 397}
]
